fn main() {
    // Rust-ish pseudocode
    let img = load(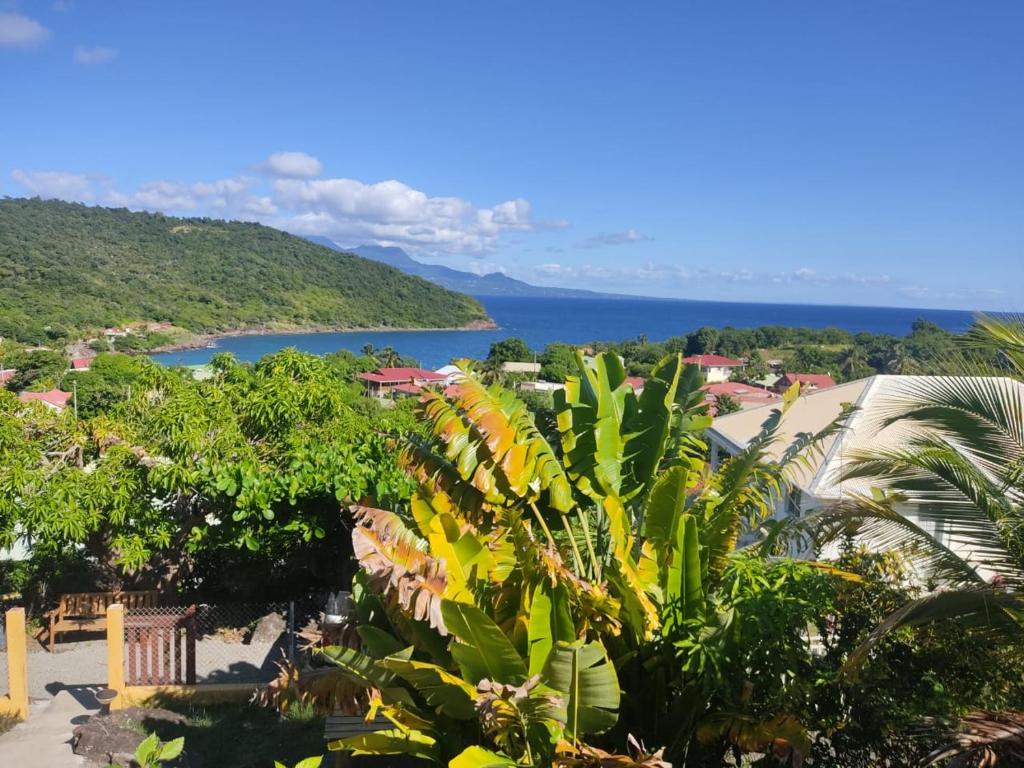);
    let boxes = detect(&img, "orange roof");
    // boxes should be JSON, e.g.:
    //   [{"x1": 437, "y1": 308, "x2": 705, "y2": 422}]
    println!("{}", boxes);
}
[
  {"x1": 780, "y1": 373, "x2": 837, "y2": 390},
  {"x1": 682, "y1": 354, "x2": 743, "y2": 368},
  {"x1": 70, "y1": 357, "x2": 92, "y2": 369},
  {"x1": 19, "y1": 389, "x2": 72, "y2": 409}
]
